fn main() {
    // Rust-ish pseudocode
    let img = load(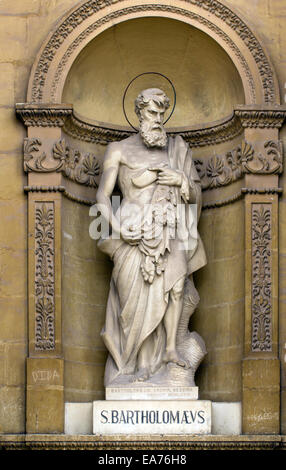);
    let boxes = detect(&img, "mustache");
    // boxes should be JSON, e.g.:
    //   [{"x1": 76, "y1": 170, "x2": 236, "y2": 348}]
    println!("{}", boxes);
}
[{"x1": 139, "y1": 121, "x2": 167, "y2": 148}]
